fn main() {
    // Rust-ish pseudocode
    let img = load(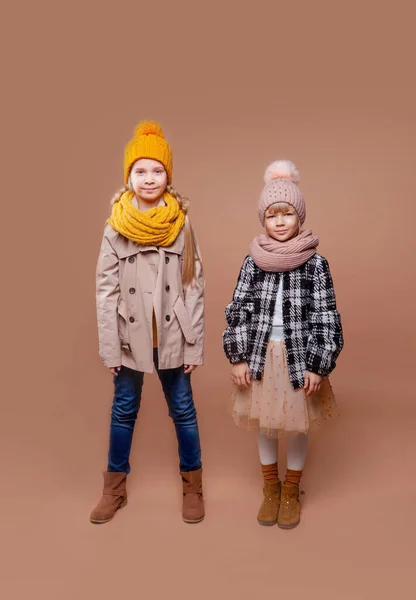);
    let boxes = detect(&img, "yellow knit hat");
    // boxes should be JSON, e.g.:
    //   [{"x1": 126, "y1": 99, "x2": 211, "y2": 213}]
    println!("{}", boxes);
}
[{"x1": 124, "y1": 120, "x2": 173, "y2": 184}]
